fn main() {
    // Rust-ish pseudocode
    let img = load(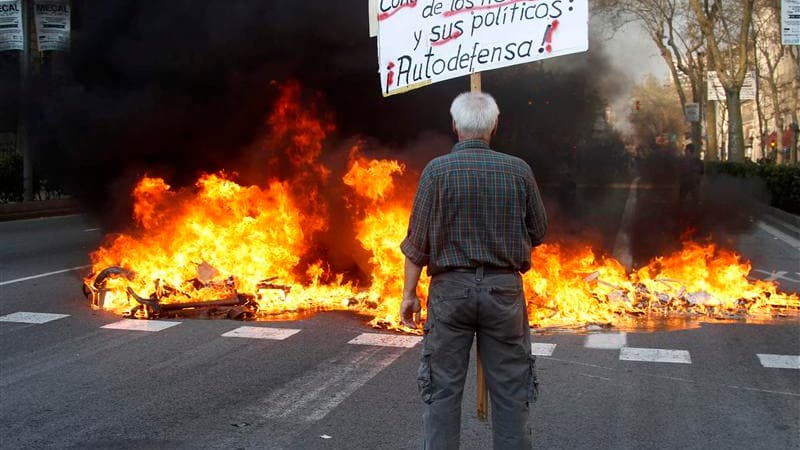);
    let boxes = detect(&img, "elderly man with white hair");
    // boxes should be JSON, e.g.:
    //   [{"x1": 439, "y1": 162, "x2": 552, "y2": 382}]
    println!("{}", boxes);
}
[{"x1": 400, "y1": 91, "x2": 548, "y2": 449}]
